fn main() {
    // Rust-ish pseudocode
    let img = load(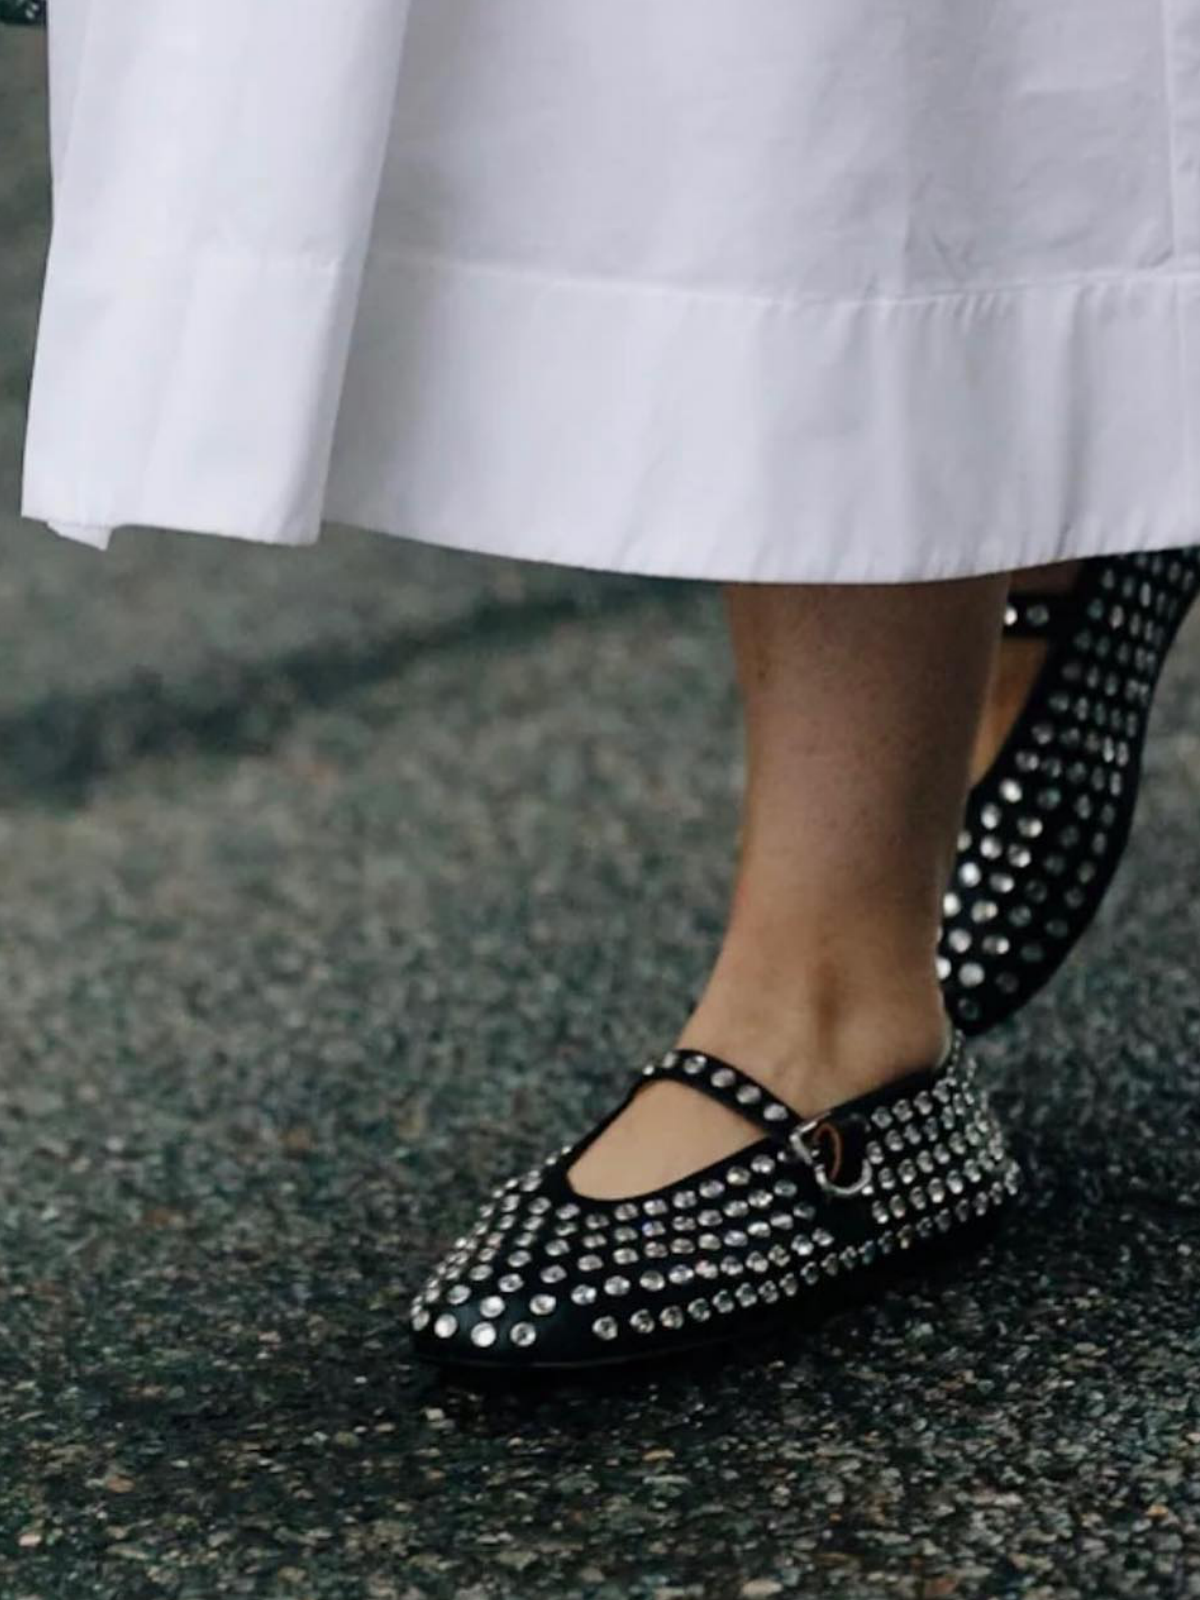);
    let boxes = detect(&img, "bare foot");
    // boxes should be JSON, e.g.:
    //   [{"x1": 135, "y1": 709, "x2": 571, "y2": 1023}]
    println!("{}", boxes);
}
[
  {"x1": 565, "y1": 1076, "x2": 766, "y2": 1200},
  {"x1": 970, "y1": 560, "x2": 1082, "y2": 782}
]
